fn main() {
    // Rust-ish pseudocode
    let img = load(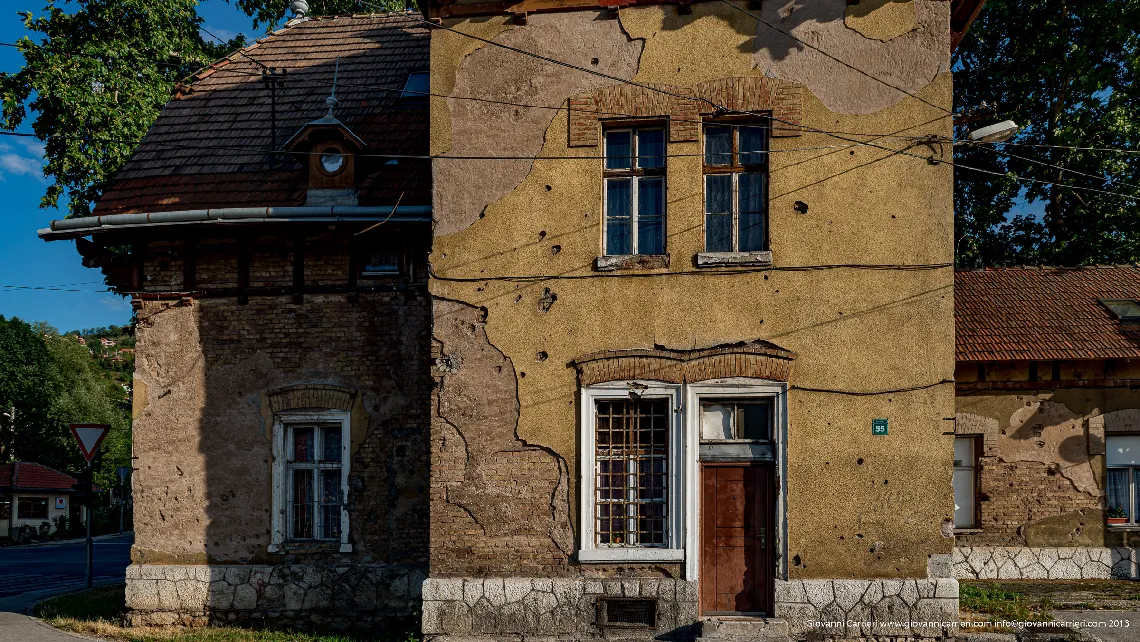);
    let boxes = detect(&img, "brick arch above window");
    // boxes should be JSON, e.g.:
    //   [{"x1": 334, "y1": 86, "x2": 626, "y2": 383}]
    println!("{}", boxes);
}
[
  {"x1": 572, "y1": 343, "x2": 796, "y2": 386},
  {"x1": 568, "y1": 76, "x2": 804, "y2": 148},
  {"x1": 267, "y1": 384, "x2": 356, "y2": 414}
]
